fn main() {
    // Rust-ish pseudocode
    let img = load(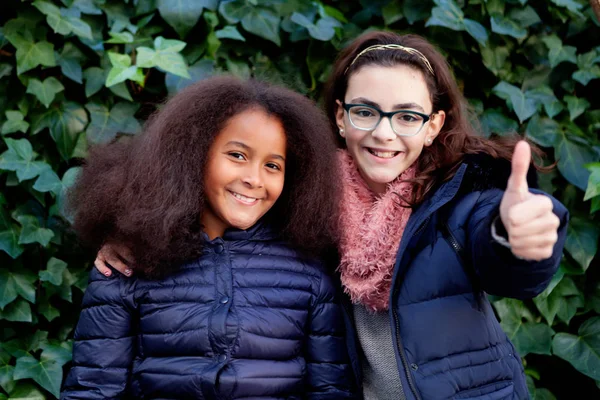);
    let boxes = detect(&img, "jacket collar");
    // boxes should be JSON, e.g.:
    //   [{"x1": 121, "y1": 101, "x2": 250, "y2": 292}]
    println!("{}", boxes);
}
[{"x1": 203, "y1": 219, "x2": 279, "y2": 243}]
